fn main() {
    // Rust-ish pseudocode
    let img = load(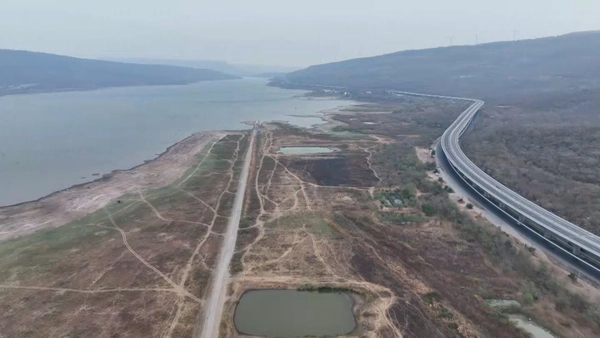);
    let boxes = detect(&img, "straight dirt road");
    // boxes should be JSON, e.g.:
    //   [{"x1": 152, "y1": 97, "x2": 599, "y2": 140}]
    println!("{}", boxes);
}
[{"x1": 199, "y1": 128, "x2": 255, "y2": 338}]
